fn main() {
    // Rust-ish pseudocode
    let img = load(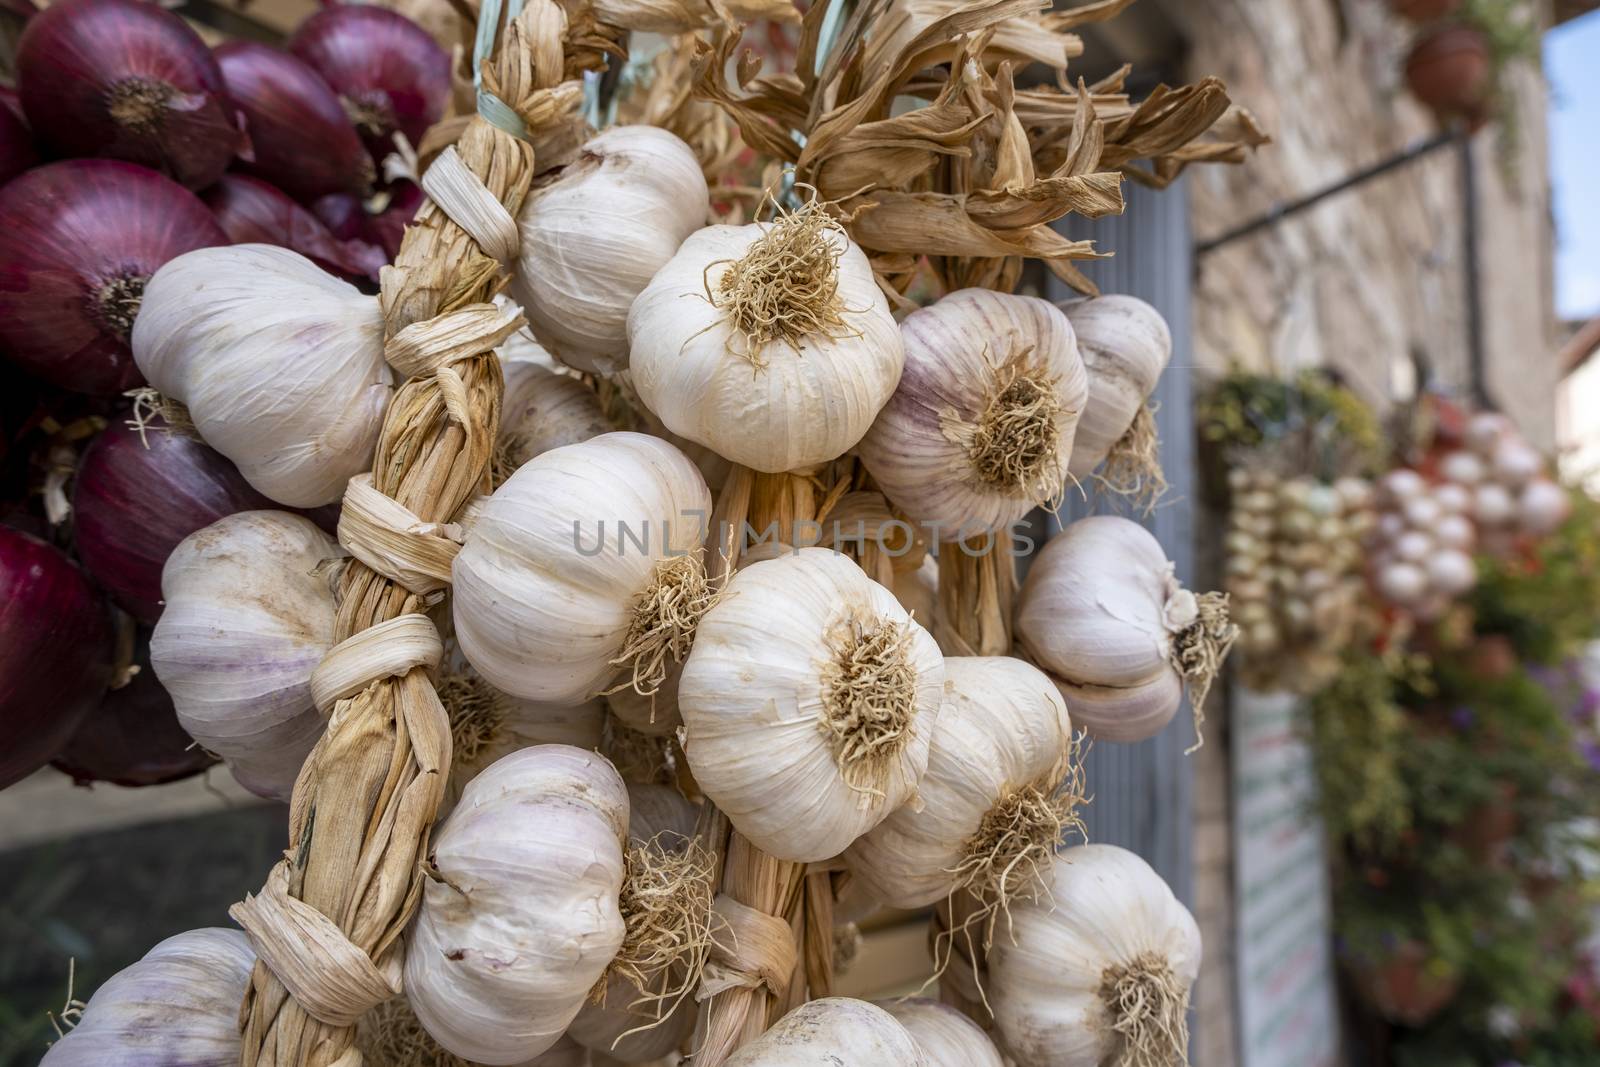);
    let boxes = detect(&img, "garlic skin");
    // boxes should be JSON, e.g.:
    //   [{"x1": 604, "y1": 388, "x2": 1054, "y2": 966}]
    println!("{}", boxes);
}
[
  {"x1": 628, "y1": 220, "x2": 905, "y2": 473},
  {"x1": 680, "y1": 548, "x2": 944, "y2": 862},
  {"x1": 857, "y1": 289, "x2": 1088, "y2": 536},
  {"x1": 497, "y1": 358, "x2": 612, "y2": 476},
  {"x1": 406, "y1": 746, "x2": 630, "y2": 1066},
  {"x1": 989, "y1": 845, "x2": 1202, "y2": 1067},
  {"x1": 513, "y1": 127, "x2": 708, "y2": 374},
  {"x1": 1520, "y1": 479, "x2": 1571, "y2": 535},
  {"x1": 845, "y1": 656, "x2": 1073, "y2": 909},
  {"x1": 1015, "y1": 516, "x2": 1231, "y2": 743},
  {"x1": 1061, "y1": 294, "x2": 1171, "y2": 478},
  {"x1": 725, "y1": 998, "x2": 930, "y2": 1067},
  {"x1": 568, "y1": 783, "x2": 701, "y2": 1062},
  {"x1": 132, "y1": 244, "x2": 391, "y2": 507},
  {"x1": 453, "y1": 432, "x2": 713, "y2": 704},
  {"x1": 41, "y1": 928, "x2": 254, "y2": 1067},
  {"x1": 878, "y1": 997, "x2": 1004, "y2": 1067},
  {"x1": 607, "y1": 664, "x2": 683, "y2": 737},
  {"x1": 151, "y1": 511, "x2": 339, "y2": 799}
]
